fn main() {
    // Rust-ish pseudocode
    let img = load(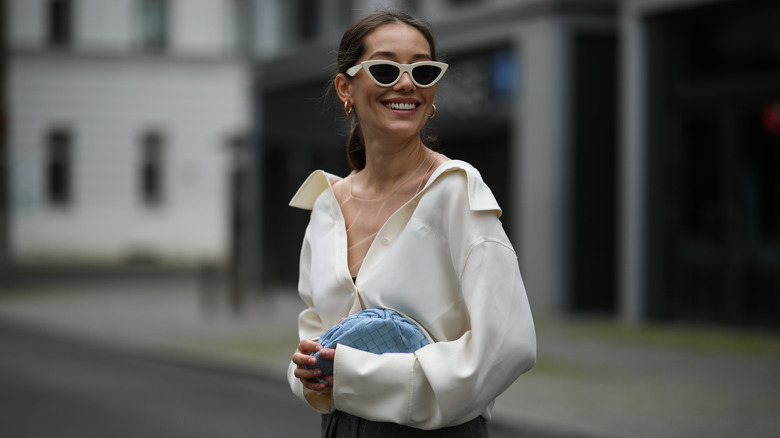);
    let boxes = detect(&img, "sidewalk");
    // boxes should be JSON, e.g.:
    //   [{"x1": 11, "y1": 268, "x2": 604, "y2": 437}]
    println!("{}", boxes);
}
[{"x1": 1, "y1": 271, "x2": 779, "y2": 437}]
